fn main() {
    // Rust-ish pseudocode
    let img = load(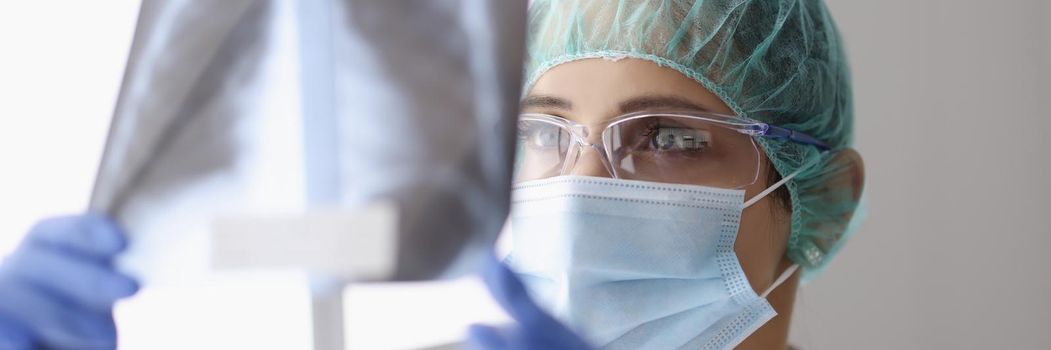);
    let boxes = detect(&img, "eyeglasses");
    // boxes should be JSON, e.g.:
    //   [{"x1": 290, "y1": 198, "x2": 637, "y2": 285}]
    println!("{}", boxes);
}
[{"x1": 514, "y1": 110, "x2": 830, "y2": 189}]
